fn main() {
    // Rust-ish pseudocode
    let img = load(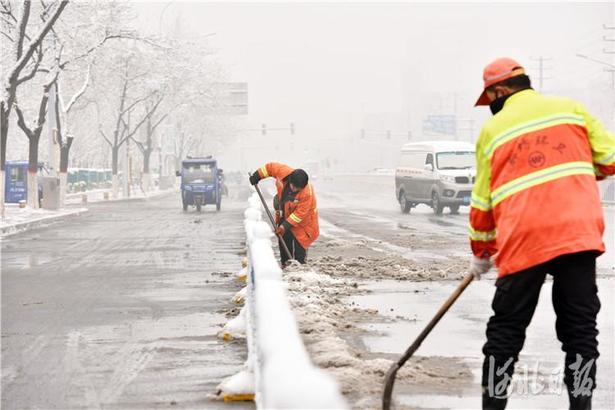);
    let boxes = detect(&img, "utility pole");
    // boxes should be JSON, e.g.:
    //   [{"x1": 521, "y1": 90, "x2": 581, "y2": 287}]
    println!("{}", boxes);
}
[
  {"x1": 530, "y1": 56, "x2": 552, "y2": 92},
  {"x1": 603, "y1": 24, "x2": 614, "y2": 54},
  {"x1": 603, "y1": 25, "x2": 615, "y2": 88}
]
